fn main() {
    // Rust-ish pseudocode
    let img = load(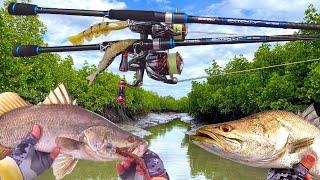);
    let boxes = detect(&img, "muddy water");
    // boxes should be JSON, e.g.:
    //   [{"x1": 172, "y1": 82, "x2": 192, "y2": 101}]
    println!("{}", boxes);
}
[{"x1": 38, "y1": 119, "x2": 268, "y2": 180}]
